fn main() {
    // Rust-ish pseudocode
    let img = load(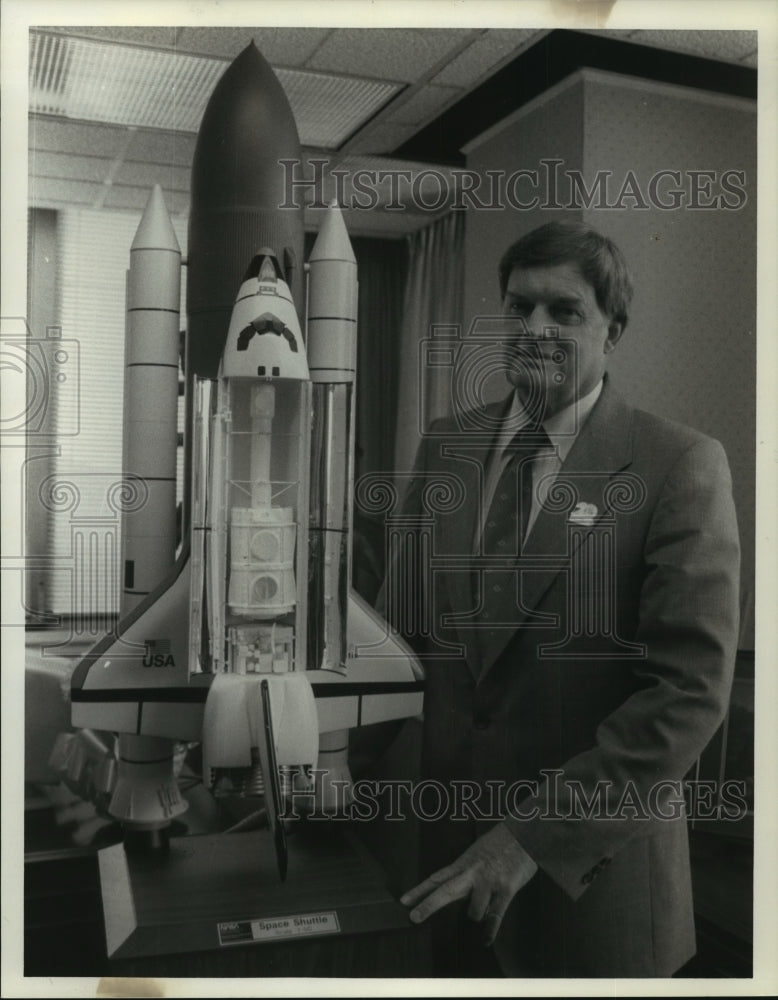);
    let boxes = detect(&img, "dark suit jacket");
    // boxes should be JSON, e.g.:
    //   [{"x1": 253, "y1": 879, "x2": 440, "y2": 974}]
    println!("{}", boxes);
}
[{"x1": 392, "y1": 377, "x2": 740, "y2": 977}]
